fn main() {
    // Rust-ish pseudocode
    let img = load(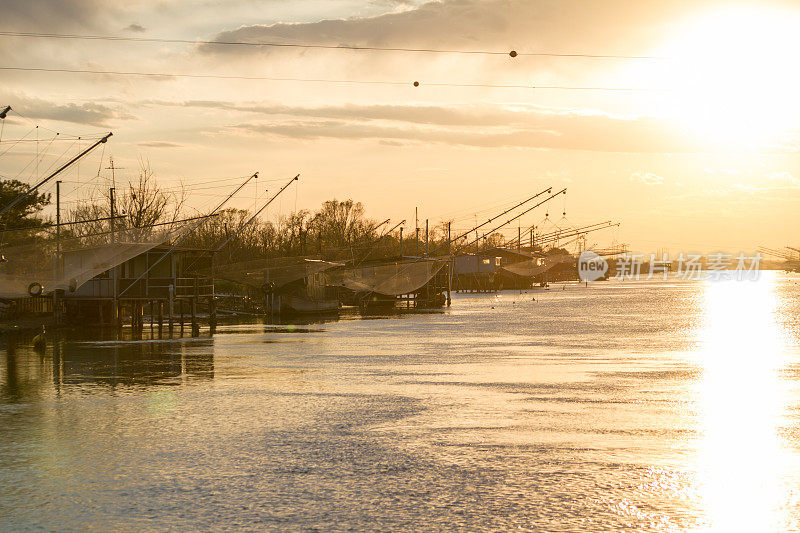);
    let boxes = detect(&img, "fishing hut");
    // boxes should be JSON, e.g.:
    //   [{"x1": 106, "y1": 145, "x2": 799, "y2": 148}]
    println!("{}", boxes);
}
[
  {"x1": 330, "y1": 257, "x2": 450, "y2": 311},
  {"x1": 213, "y1": 256, "x2": 342, "y2": 316},
  {"x1": 452, "y1": 247, "x2": 543, "y2": 291},
  {"x1": 62, "y1": 244, "x2": 214, "y2": 335}
]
